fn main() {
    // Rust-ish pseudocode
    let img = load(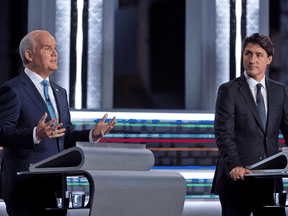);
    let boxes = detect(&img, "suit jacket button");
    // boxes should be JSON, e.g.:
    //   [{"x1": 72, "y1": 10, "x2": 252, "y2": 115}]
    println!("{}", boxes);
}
[{"x1": 259, "y1": 156, "x2": 263, "y2": 160}]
